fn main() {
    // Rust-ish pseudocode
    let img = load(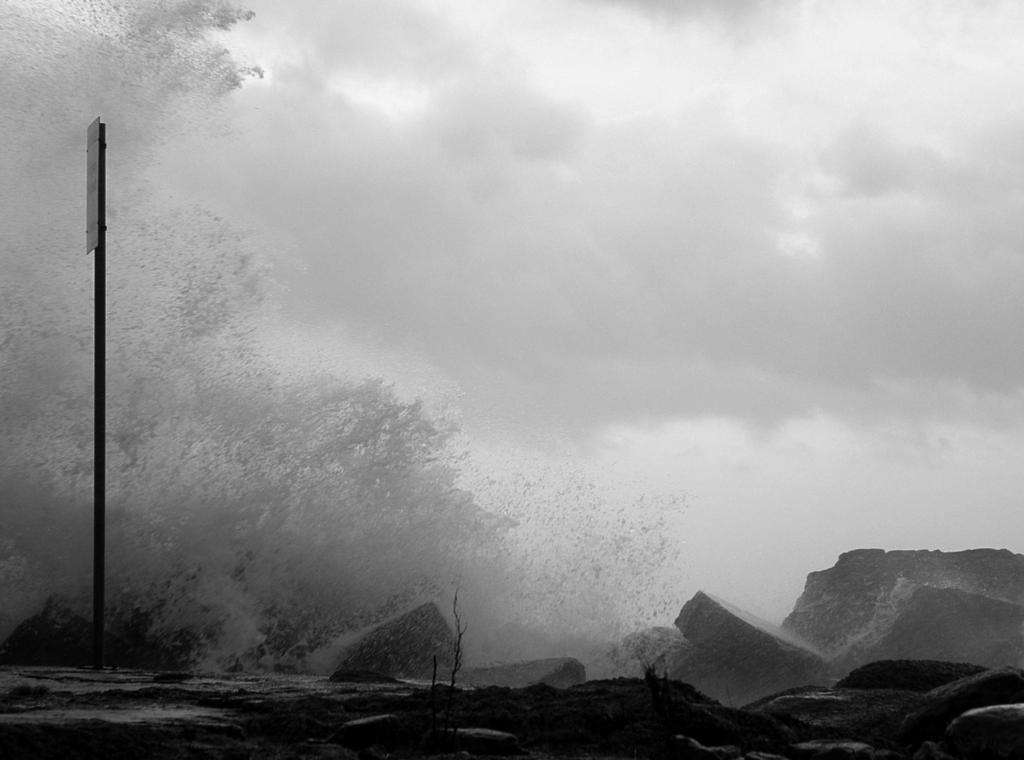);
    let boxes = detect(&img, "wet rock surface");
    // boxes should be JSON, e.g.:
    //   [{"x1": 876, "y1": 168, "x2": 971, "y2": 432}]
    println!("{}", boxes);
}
[
  {"x1": 11, "y1": 548, "x2": 1022, "y2": 718},
  {"x1": 864, "y1": 587, "x2": 1024, "y2": 668},
  {"x1": 782, "y1": 549, "x2": 1024, "y2": 669},
  {"x1": 446, "y1": 727, "x2": 524, "y2": 755},
  {"x1": 604, "y1": 549, "x2": 1024, "y2": 707},
  {"x1": 331, "y1": 602, "x2": 455, "y2": 681},
  {"x1": 899, "y1": 667, "x2": 1024, "y2": 745},
  {"x1": 747, "y1": 686, "x2": 924, "y2": 746},
  {"x1": 3, "y1": 662, "x2": 1024, "y2": 759},
  {"x1": 334, "y1": 713, "x2": 402, "y2": 749},
  {"x1": 0, "y1": 665, "x2": 805, "y2": 759},
  {"x1": 834, "y1": 661, "x2": 987, "y2": 692},
  {"x1": 669, "y1": 591, "x2": 827, "y2": 706},
  {"x1": 945, "y1": 702, "x2": 1024, "y2": 759},
  {"x1": 0, "y1": 596, "x2": 195, "y2": 671}
]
